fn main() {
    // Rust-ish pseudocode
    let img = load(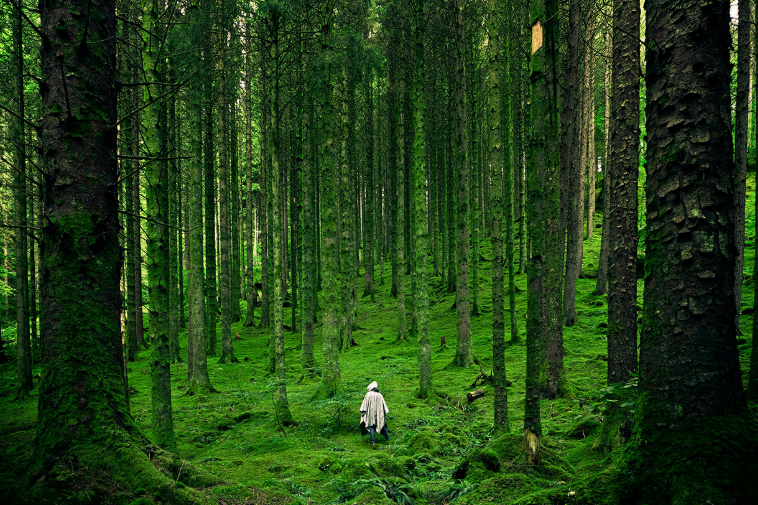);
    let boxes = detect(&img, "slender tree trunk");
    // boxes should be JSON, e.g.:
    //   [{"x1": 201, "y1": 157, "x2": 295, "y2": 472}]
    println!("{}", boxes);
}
[
  {"x1": 168, "y1": 63, "x2": 181, "y2": 364},
  {"x1": 301, "y1": 87, "x2": 316, "y2": 375},
  {"x1": 142, "y1": 0, "x2": 176, "y2": 450},
  {"x1": 396, "y1": 77, "x2": 407, "y2": 343},
  {"x1": 187, "y1": 1, "x2": 213, "y2": 394},
  {"x1": 413, "y1": 0, "x2": 432, "y2": 399},
  {"x1": 595, "y1": 5, "x2": 612, "y2": 295},
  {"x1": 562, "y1": 0, "x2": 581, "y2": 327},
  {"x1": 244, "y1": 18, "x2": 256, "y2": 328},
  {"x1": 453, "y1": 0, "x2": 472, "y2": 368},
  {"x1": 584, "y1": 13, "x2": 597, "y2": 240},
  {"x1": 734, "y1": 0, "x2": 751, "y2": 334},
  {"x1": 363, "y1": 70, "x2": 375, "y2": 301},
  {"x1": 340, "y1": 69, "x2": 355, "y2": 351},
  {"x1": 260, "y1": 89, "x2": 271, "y2": 329},
  {"x1": 489, "y1": 0, "x2": 509, "y2": 432},
  {"x1": 13, "y1": 0, "x2": 32, "y2": 399},
  {"x1": 217, "y1": 6, "x2": 236, "y2": 364}
]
